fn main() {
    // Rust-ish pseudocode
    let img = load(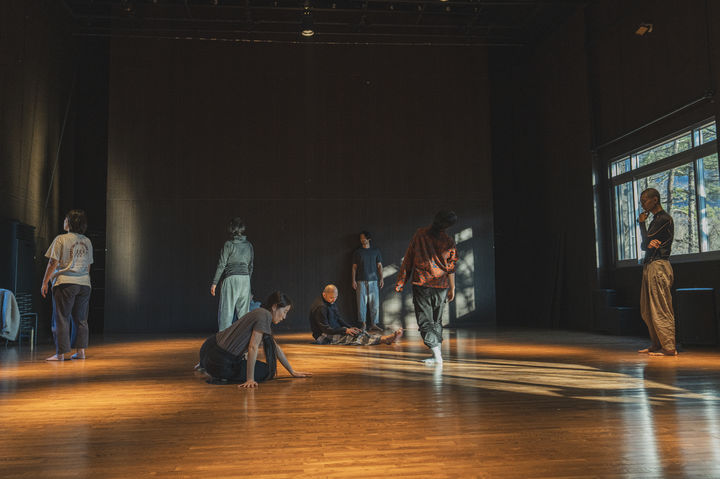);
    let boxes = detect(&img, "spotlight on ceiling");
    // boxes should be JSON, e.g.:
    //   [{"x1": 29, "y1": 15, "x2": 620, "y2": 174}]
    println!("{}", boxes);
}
[
  {"x1": 121, "y1": 0, "x2": 135, "y2": 14},
  {"x1": 635, "y1": 23, "x2": 653, "y2": 36},
  {"x1": 301, "y1": 3, "x2": 314, "y2": 37}
]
